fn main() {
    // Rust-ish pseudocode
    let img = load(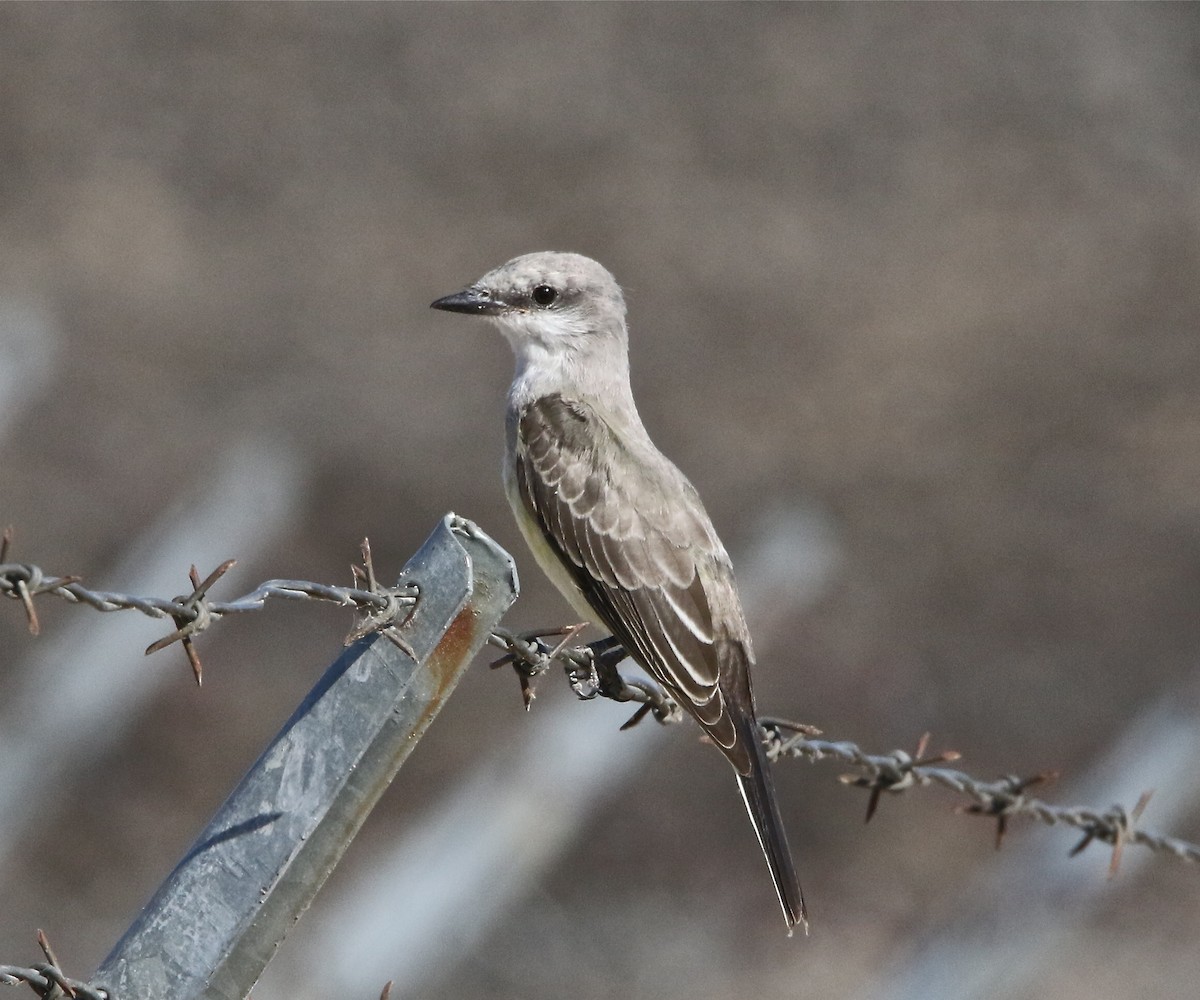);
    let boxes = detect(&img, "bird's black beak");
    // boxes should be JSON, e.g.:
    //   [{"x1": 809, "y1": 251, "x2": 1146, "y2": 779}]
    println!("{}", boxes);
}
[{"x1": 429, "y1": 287, "x2": 504, "y2": 316}]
